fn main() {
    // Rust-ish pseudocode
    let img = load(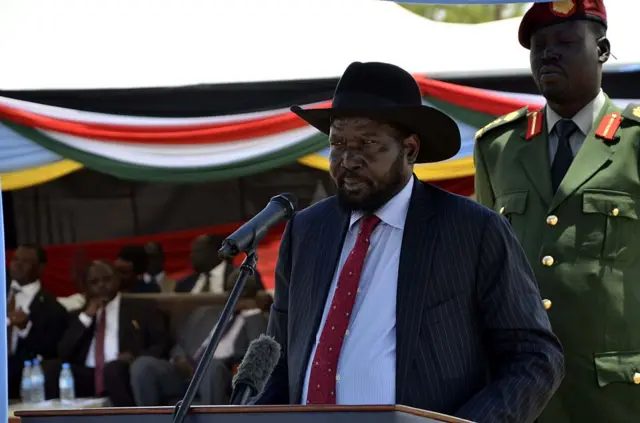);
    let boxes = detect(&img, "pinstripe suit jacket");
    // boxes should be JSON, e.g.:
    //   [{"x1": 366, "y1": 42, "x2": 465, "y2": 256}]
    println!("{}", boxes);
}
[{"x1": 256, "y1": 180, "x2": 564, "y2": 423}]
